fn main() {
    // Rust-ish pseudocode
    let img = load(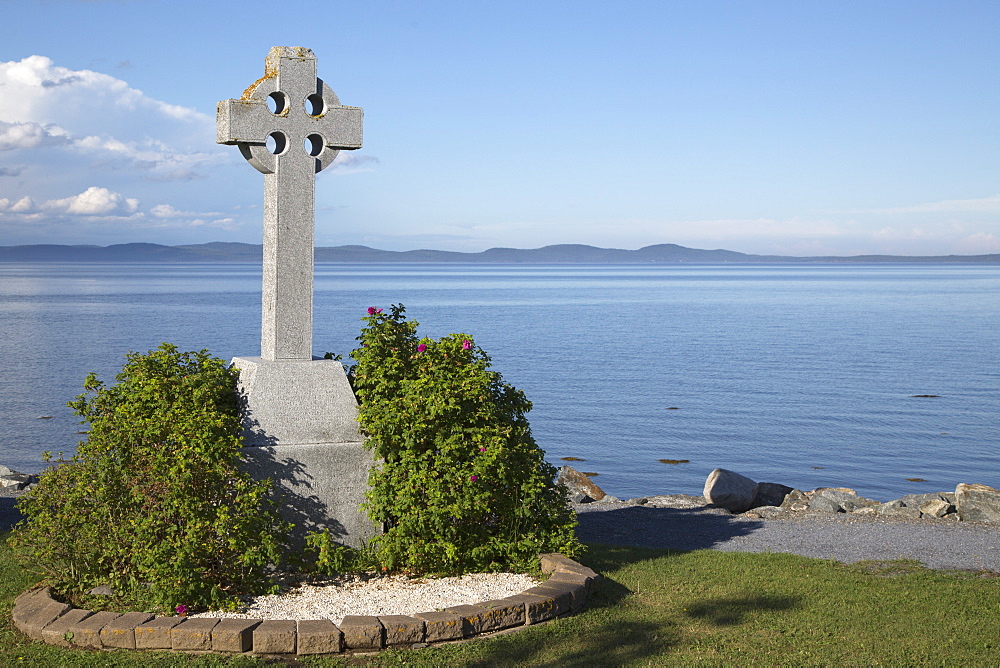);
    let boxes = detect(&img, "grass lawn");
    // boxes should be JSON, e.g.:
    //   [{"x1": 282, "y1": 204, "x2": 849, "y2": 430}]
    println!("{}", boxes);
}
[{"x1": 2, "y1": 534, "x2": 998, "y2": 666}]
